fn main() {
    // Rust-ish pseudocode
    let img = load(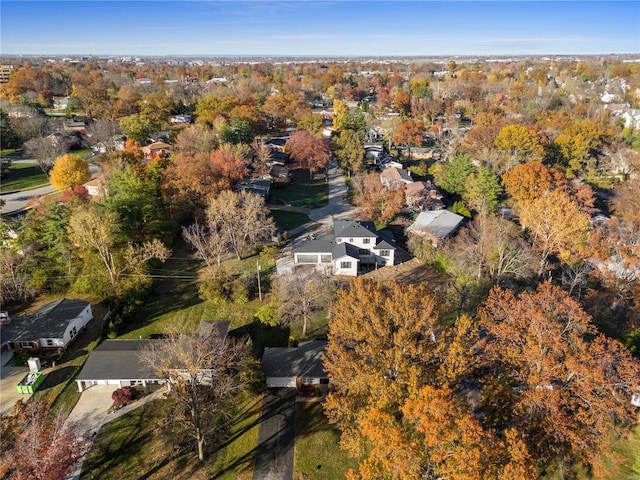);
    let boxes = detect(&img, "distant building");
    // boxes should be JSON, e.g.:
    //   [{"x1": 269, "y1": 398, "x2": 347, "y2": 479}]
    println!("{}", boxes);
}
[{"x1": 0, "y1": 65, "x2": 14, "y2": 83}]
